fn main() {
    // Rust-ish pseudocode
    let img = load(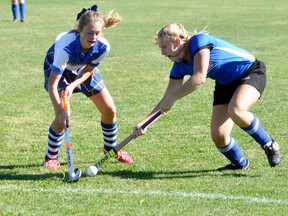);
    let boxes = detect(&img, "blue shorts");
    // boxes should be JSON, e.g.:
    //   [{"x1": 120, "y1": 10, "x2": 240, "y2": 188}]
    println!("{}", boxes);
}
[{"x1": 44, "y1": 68, "x2": 106, "y2": 97}]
